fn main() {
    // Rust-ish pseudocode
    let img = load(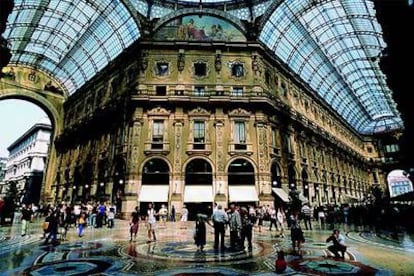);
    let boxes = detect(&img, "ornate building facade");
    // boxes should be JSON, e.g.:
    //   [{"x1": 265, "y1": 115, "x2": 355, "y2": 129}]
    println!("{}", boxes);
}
[
  {"x1": 4, "y1": 119, "x2": 52, "y2": 204},
  {"x1": 52, "y1": 13, "x2": 384, "y2": 217}
]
